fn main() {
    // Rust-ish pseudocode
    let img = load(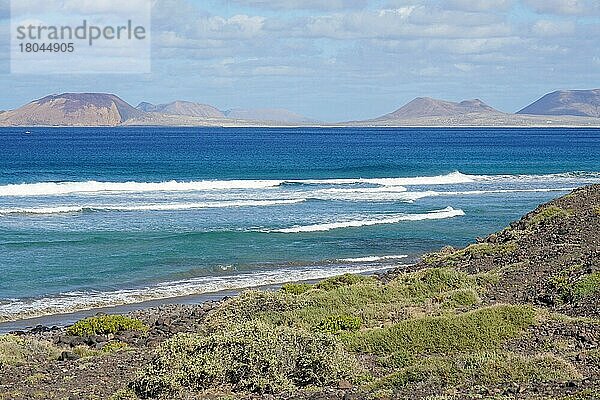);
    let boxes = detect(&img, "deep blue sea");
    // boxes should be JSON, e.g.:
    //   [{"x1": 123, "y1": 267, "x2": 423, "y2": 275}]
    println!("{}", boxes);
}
[{"x1": 1, "y1": 127, "x2": 599, "y2": 322}]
